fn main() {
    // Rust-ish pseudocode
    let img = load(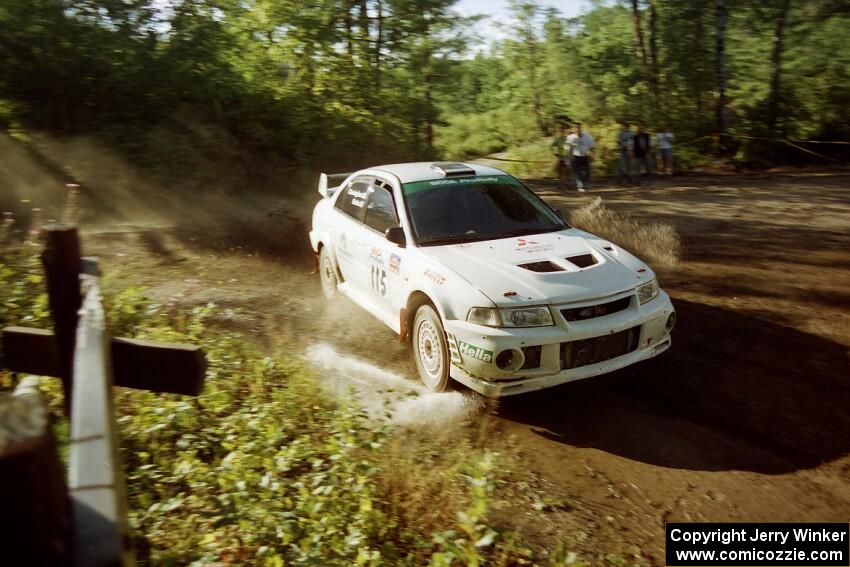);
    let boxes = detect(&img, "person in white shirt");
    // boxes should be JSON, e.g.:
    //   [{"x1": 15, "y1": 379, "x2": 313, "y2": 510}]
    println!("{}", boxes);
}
[
  {"x1": 566, "y1": 122, "x2": 595, "y2": 191},
  {"x1": 656, "y1": 128, "x2": 675, "y2": 175}
]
